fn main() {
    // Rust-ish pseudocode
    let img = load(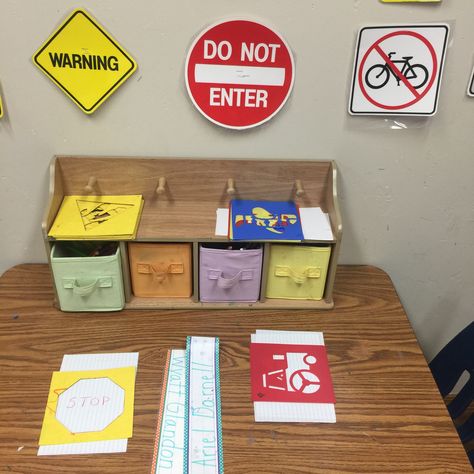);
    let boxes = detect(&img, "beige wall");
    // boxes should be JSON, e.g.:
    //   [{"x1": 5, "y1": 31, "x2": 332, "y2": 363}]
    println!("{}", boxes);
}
[{"x1": 1, "y1": 1, "x2": 473, "y2": 361}]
